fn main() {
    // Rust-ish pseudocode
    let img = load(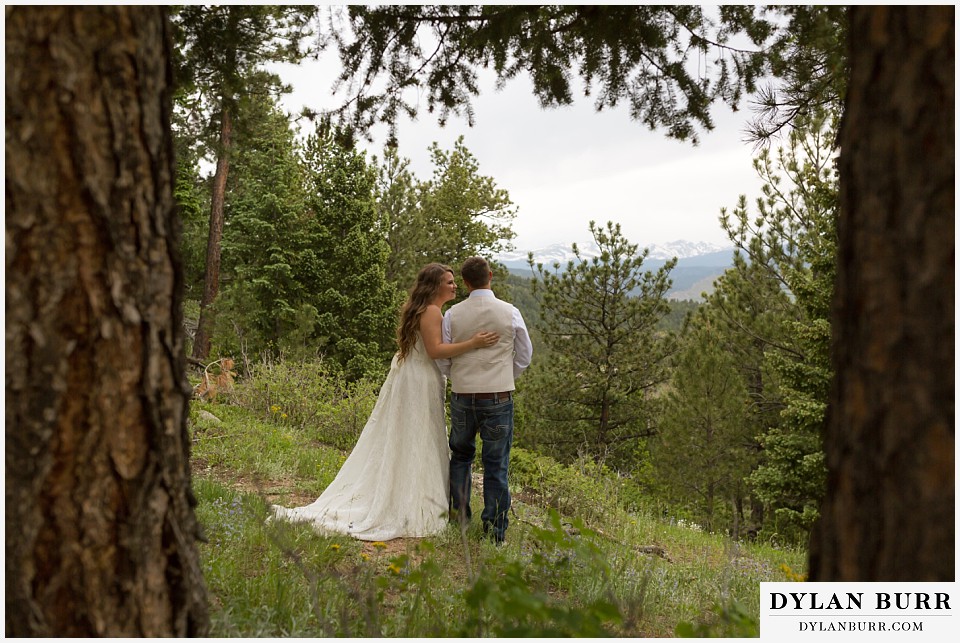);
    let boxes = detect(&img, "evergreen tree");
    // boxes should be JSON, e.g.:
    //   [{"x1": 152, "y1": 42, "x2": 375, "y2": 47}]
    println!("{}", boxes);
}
[
  {"x1": 418, "y1": 137, "x2": 517, "y2": 265},
  {"x1": 654, "y1": 320, "x2": 753, "y2": 533},
  {"x1": 810, "y1": 6, "x2": 952, "y2": 582},
  {"x1": 690, "y1": 260, "x2": 791, "y2": 536},
  {"x1": 209, "y1": 94, "x2": 399, "y2": 379},
  {"x1": 374, "y1": 146, "x2": 421, "y2": 290},
  {"x1": 720, "y1": 107, "x2": 838, "y2": 538},
  {"x1": 749, "y1": 5, "x2": 847, "y2": 141},
  {"x1": 659, "y1": 109, "x2": 839, "y2": 542},
  {"x1": 6, "y1": 6, "x2": 209, "y2": 634},
  {"x1": 327, "y1": 5, "x2": 775, "y2": 143},
  {"x1": 171, "y1": 5, "x2": 316, "y2": 360},
  {"x1": 172, "y1": 121, "x2": 211, "y2": 306},
  {"x1": 524, "y1": 221, "x2": 675, "y2": 474},
  {"x1": 300, "y1": 127, "x2": 402, "y2": 379},
  {"x1": 215, "y1": 90, "x2": 310, "y2": 361},
  {"x1": 699, "y1": 259, "x2": 792, "y2": 429}
]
